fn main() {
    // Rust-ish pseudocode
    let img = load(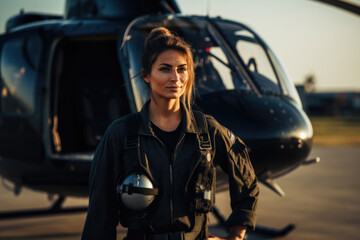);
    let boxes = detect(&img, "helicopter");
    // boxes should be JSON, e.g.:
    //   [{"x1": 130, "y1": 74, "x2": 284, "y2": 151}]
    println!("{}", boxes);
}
[{"x1": 0, "y1": 0, "x2": 328, "y2": 236}]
